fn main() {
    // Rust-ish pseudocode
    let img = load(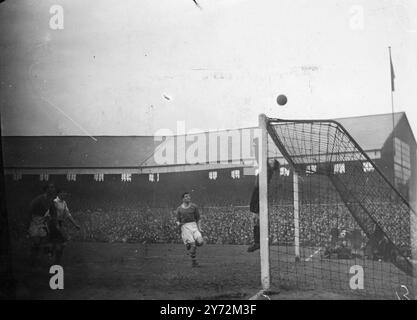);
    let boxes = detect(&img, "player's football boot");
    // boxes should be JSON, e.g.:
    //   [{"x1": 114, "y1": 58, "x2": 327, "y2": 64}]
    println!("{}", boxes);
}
[
  {"x1": 247, "y1": 243, "x2": 260, "y2": 252},
  {"x1": 192, "y1": 260, "x2": 200, "y2": 267}
]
